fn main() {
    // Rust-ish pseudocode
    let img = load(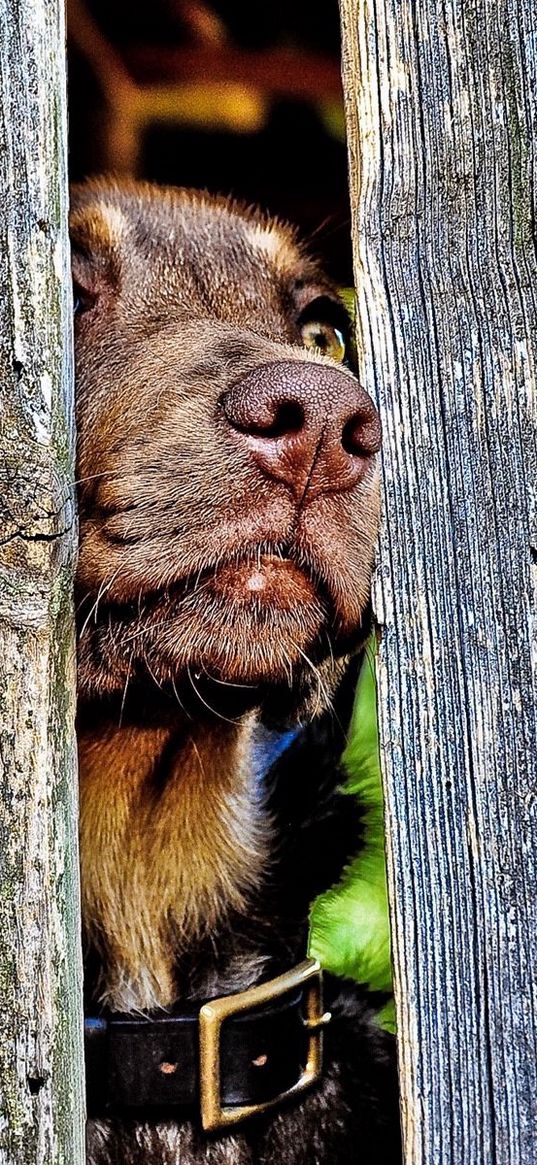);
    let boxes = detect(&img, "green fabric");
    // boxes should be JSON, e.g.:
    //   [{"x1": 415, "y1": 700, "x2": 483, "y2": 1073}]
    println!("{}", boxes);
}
[{"x1": 308, "y1": 642, "x2": 395, "y2": 1032}]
